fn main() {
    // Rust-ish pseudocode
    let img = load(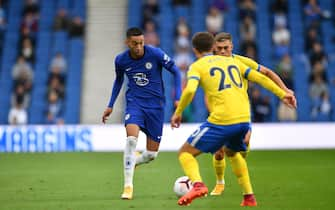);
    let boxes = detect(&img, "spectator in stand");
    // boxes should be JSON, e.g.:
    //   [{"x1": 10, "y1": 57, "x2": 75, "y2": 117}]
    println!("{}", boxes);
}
[
  {"x1": 48, "y1": 65, "x2": 66, "y2": 86},
  {"x1": 142, "y1": 0, "x2": 159, "y2": 27},
  {"x1": 175, "y1": 17, "x2": 191, "y2": 49},
  {"x1": 273, "y1": 11, "x2": 287, "y2": 28},
  {"x1": 46, "y1": 91, "x2": 64, "y2": 124},
  {"x1": 53, "y1": 8, "x2": 70, "y2": 31},
  {"x1": 240, "y1": 33, "x2": 257, "y2": 57},
  {"x1": 20, "y1": 38, "x2": 35, "y2": 63},
  {"x1": 318, "y1": 91, "x2": 332, "y2": 119},
  {"x1": 174, "y1": 46, "x2": 193, "y2": 70},
  {"x1": 8, "y1": 104, "x2": 28, "y2": 125},
  {"x1": 11, "y1": 84, "x2": 30, "y2": 109},
  {"x1": 8, "y1": 96, "x2": 28, "y2": 125},
  {"x1": 206, "y1": 6, "x2": 223, "y2": 35},
  {"x1": 308, "y1": 61, "x2": 327, "y2": 84},
  {"x1": 50, "y1": 52, "x2": 67, "y2": 73},
  {"x1": 240, "y1": 15, "x2": 256, "y2": 41},
  {"x1": 311, "y1": 90, "x2": 332, "y2": 121},
  {"x1": 271, "y1": 0, "x2": 288, "y2": 29},
  {"x1": 144, "y1": 20, "x2": 160, "y2": 46},
  {"x1": 305, "y1": 27, "x2": 320, "y2": 52},
  {"x1": 22, "y1": 0, "x2": 39, "y2": 16},
  {"x1": 48, "y1": 76, "x2": 65, "y2": 99},
  {"x1": 68, "y1": 16, "x2": 85, "y2": 38},
  {"x1": 304, "y1": 0, "x2": 322, "y2": 29},
  {"x1": 12, "y1": 56, "x2": 34, "y2": 92},
  {"x1": 244, "y1": 45, "x2": 257, "y2": 60},
  {"x1": 250, "y1": 87, "x2": 272, "y2": 122},
  {"x1": 309, "y1": 74, "x2": 329, "y2": 101},
  {"x1": 19, "y1": 26, "x2": 35, "y2": 49},
  {"x1": 272, "y1": 22, "x2": 290, "y2": 60},
  {"x1": 309, "y1": 42, "x2": 327, "y2": 66},
  {"x1": 277, "y1": 101, "x2": 297, "y2": 121},
  {"x1": 239, "y1": 0, "x2": 256, "y2": 20},
  {"x1": 272, "y1": 22, "x2": 290, "y2": 46},
  {"x1": 21, "y1": 12, "x2": 38, "y2": 33},
  {"x1": 276, "y1": 54, "x2": 294, "y2": 90},
  {"x1": 176, "y1": 16, "x2": 189, "y2": 36},
  {"x1": 49, "y1": 52, "x2": 67, "y2": 99}
]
